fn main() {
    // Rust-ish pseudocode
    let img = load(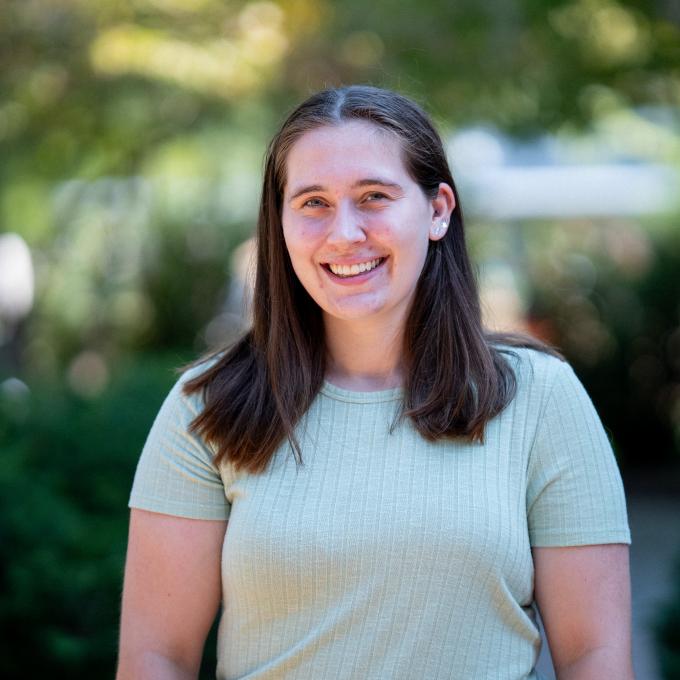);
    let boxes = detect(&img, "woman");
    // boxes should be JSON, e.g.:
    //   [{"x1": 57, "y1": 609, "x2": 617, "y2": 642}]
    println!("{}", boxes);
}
[{"x1": 117, "y1": 86, "x2": 633, "y2": 679}]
